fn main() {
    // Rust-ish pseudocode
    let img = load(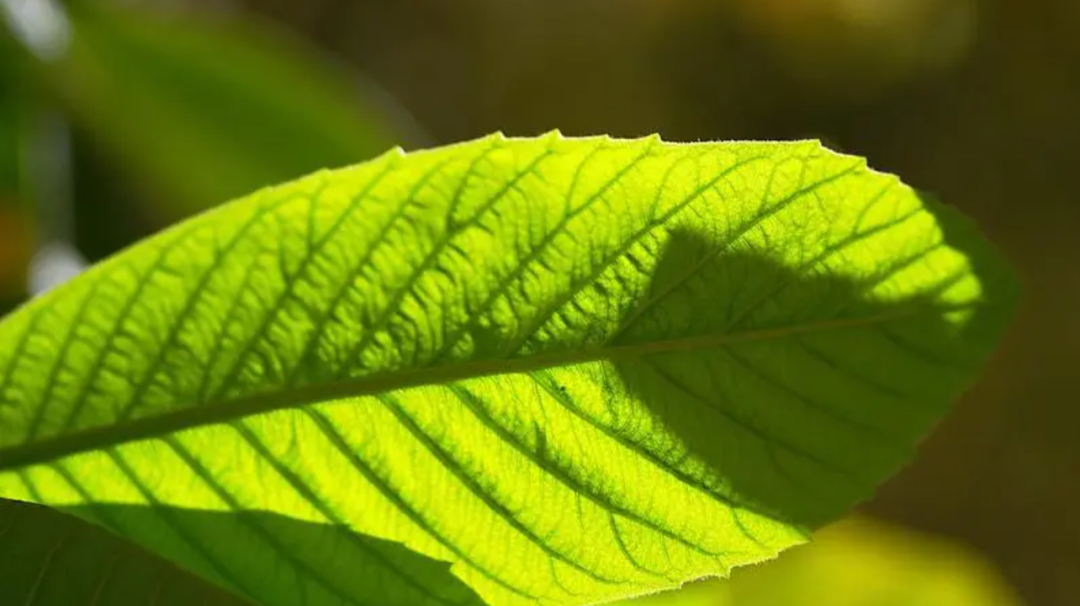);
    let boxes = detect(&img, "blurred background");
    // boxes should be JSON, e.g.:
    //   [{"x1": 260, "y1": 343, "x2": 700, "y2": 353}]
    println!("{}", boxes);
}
[{"x1": 0, "y1": 0, "x2": 1075, "y2": 604}]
